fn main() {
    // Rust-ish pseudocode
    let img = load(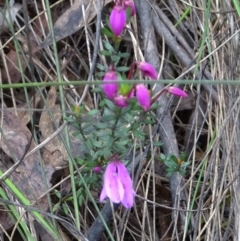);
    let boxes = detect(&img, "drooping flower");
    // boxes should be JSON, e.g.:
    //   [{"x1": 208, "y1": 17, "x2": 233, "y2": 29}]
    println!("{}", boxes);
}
[
  {"x1": 137, "y1": 62, "x2": 158, "y2": 79},
  {"x1": 136, "y1": 84, "x2": 151, "y2": 111},
  {"x1": 114, "y1": 94, "x2": 128, "y2": 107},
  {"x1": 103, "y1": 69, "x2": 118, "y2": 99},
  {"x1": 167, "y1": 86, "x2": 188, "y2": 97},
  {"x1": 124, "y1": 0, "x2": 136, "y2": 16},
  {"x1": 109, "y1": 5, "x2": 127, "y2": 37},
  {"x1": 100, "y1": 160, "x2": 135, "y2": 208}
]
